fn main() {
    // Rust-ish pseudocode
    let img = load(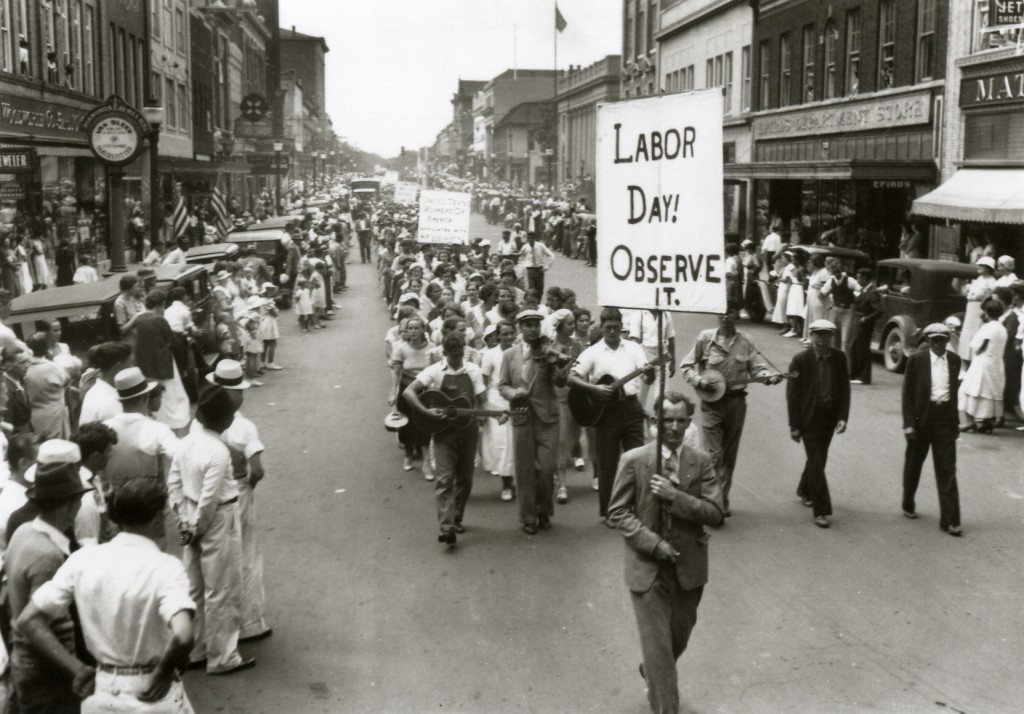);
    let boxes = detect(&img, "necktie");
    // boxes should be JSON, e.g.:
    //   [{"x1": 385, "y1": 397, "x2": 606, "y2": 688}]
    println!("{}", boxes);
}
[
  {"x1": 522, "y1": 345, "x2": 535, "y2": 387},
  {"x1": 659, "y1": 450, "x2": 679, "y2": 536}
]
